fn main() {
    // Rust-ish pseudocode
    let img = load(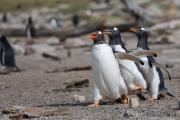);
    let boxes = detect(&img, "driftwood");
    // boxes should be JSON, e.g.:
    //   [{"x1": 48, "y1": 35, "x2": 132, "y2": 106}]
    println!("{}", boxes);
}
[
  {"x1": 46, "y1": 65, "x2": 92, "y2": 73},
  {"x1": 65, "y1": 79, "x2": 89, "y2": 88},
  {"x1": 121, "y1": 0, "x2": 180, "y2": 26}
]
